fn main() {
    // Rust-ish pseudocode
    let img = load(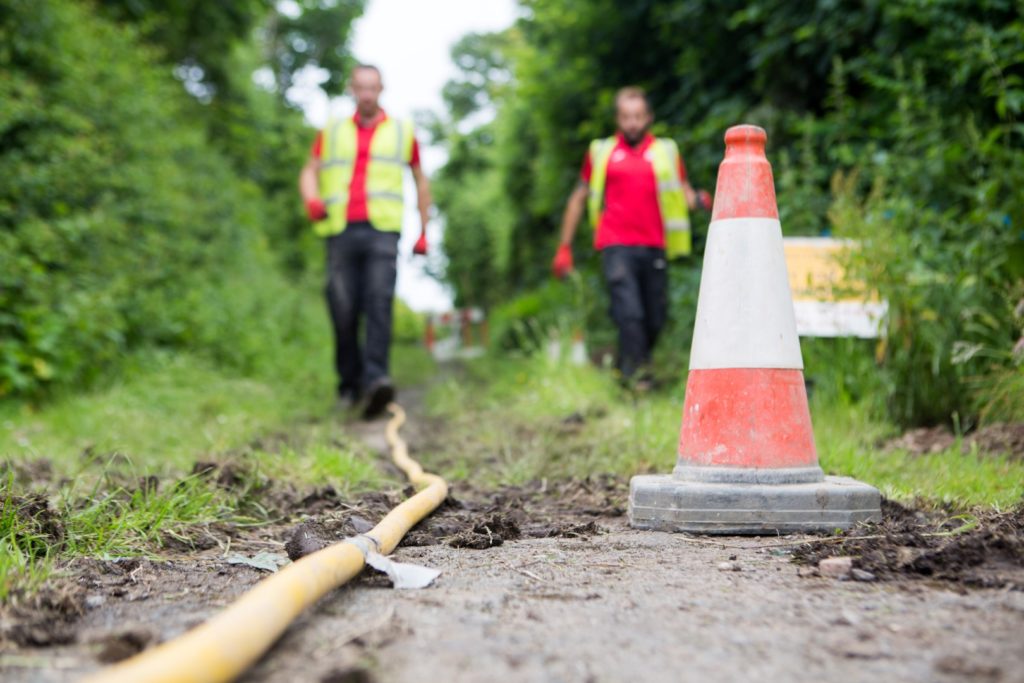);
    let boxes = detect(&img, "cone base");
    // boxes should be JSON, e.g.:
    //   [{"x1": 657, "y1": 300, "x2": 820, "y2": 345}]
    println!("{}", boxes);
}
[{"x1": 628, "y1": 474, "x2": 880, "y2": 535}]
